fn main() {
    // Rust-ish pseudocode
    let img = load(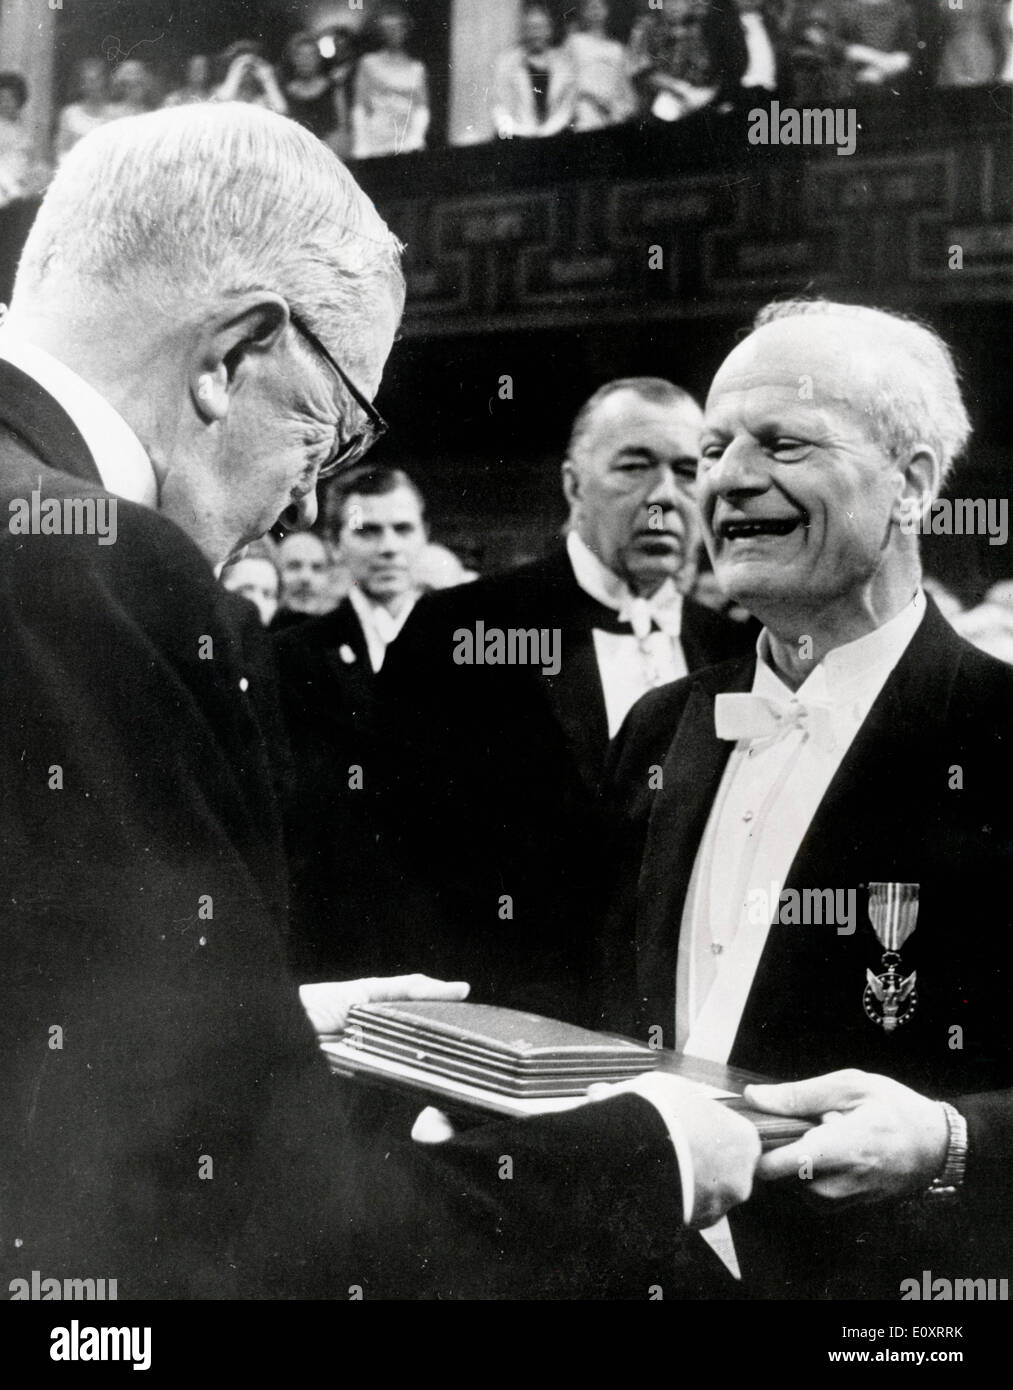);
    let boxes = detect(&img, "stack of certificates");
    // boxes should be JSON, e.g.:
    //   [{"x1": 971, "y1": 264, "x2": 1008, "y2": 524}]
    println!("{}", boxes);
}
[{"x1": 321, "y1": 1000, "x2": 659, "y2": 1117}]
